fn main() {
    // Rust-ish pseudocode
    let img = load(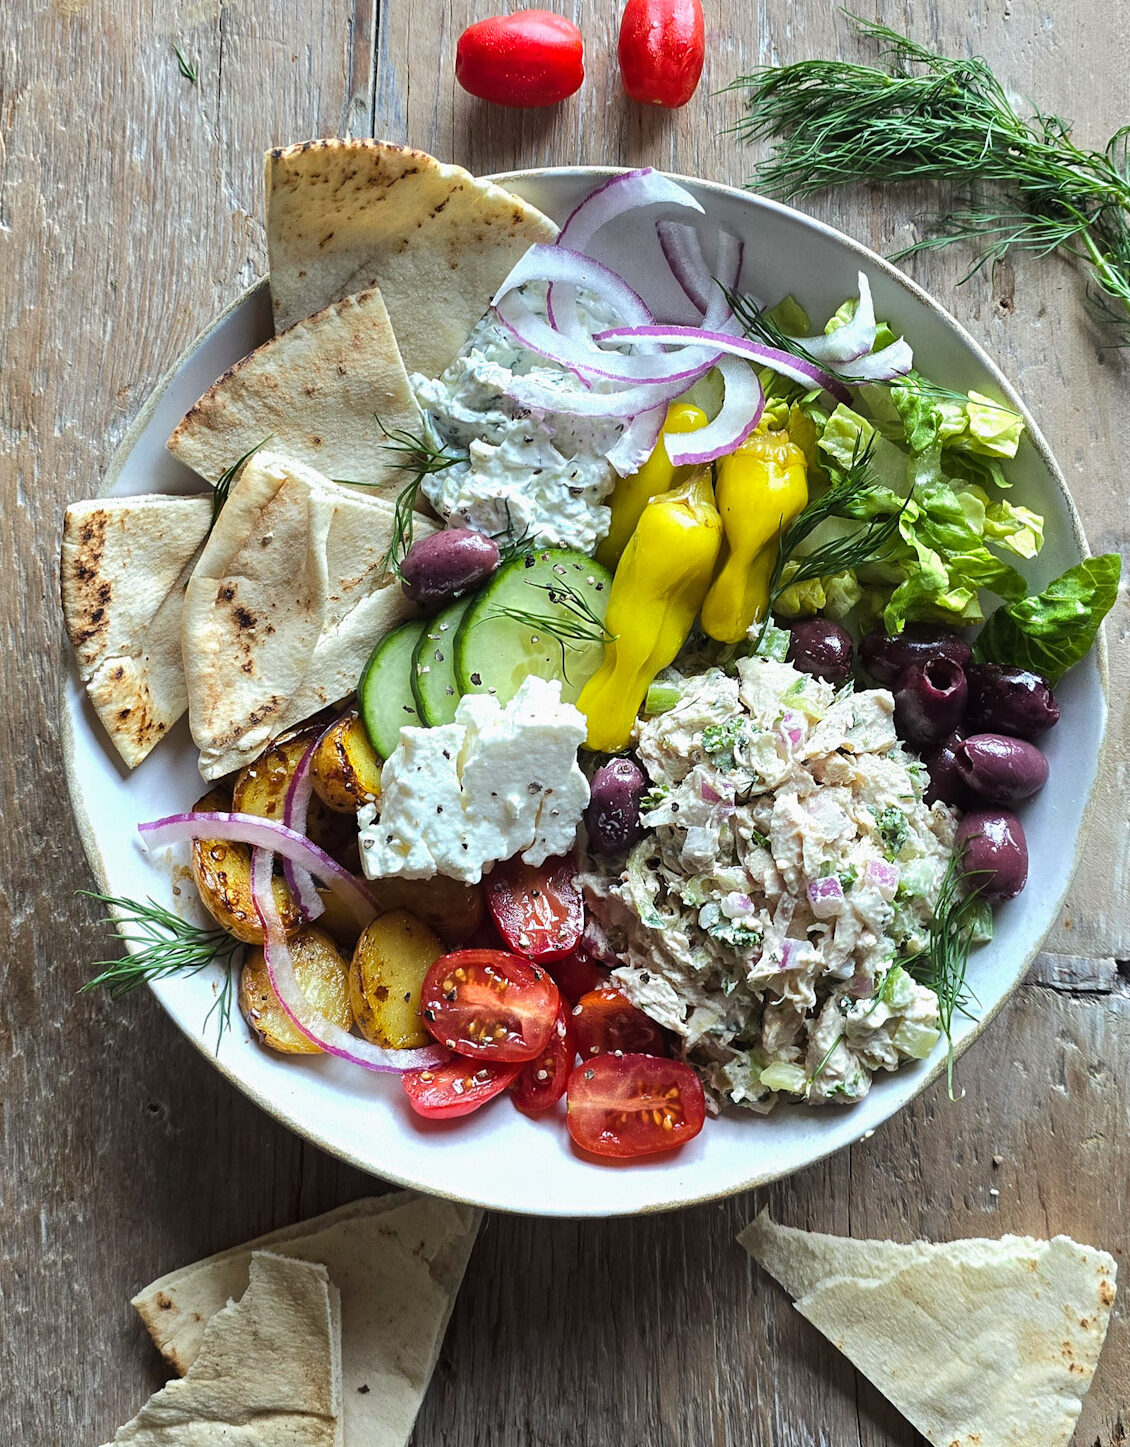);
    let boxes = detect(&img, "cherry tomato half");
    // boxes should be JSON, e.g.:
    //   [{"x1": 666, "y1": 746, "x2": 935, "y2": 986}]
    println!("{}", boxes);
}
[
  {"x1": 456, "y1": 11, "x2": 584, "y2": 109},
  {"x1": 420, "y1": 949, "x2": 560, "y2": 1062},
  {"x1": 511, "y1": 1002, "x2": 578, "y2": 1114},
  {"x1": 617, "y1": 0, "x2": 705, "y2": 109},
  {"x1": 486, "y1": 855, "x2": 583, "y2": 961},
  {"x1": 545, "y1": 947, "x2": 608, "y2": 1005},
  {"x1": 571, "y1": 987, "x2": 668, "y2": 1059},
  {"x1": 402, "y1": 1056, "x2": 521, "y2": 1120},
  {"x1": 566, "y1": 1053, "x2": 706, "y2": 1157}
]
